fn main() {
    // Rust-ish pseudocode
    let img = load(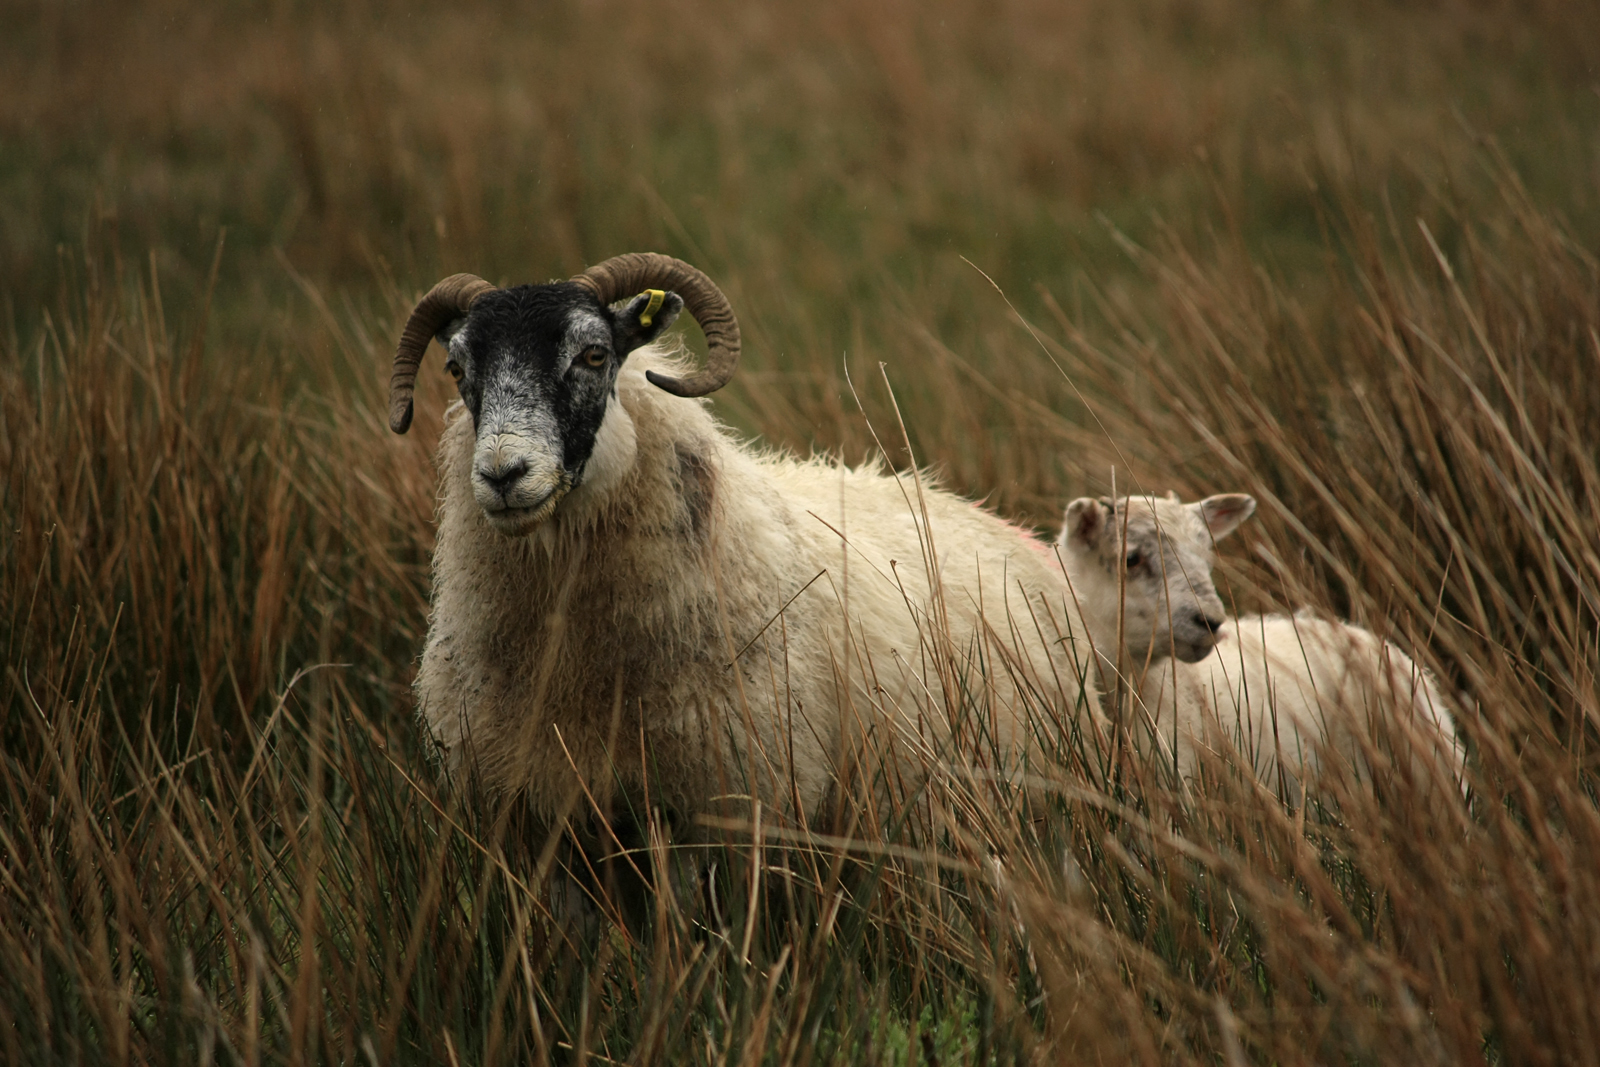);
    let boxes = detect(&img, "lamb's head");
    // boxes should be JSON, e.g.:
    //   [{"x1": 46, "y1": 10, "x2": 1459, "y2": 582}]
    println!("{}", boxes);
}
[
  {"x1": 387, "y1": 254, "x2": 741, "y2": 536},
  {"x1": 1059, "y1": 492, "x2": 1256, "y2": 664}
]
